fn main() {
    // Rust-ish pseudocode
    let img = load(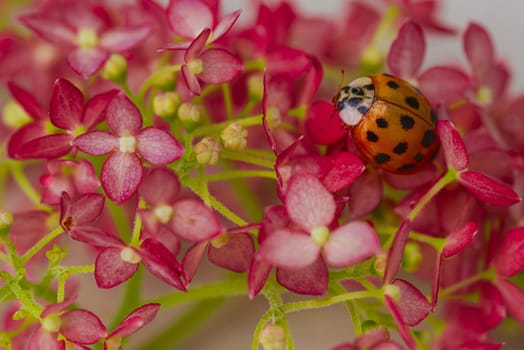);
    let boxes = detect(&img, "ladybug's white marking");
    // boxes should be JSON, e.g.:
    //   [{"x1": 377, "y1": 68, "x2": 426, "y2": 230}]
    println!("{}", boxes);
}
[{"x1": 336, "y1": 77, "x2": 374, "y2": 126}]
